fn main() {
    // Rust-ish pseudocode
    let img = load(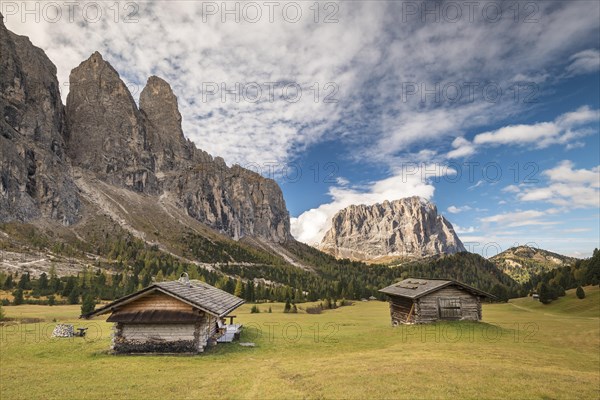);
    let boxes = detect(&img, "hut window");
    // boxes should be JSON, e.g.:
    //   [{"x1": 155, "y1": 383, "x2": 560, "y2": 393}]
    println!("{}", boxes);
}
[{"x1": 438, "y1": 298, "x2": 461, "y2": 319}]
